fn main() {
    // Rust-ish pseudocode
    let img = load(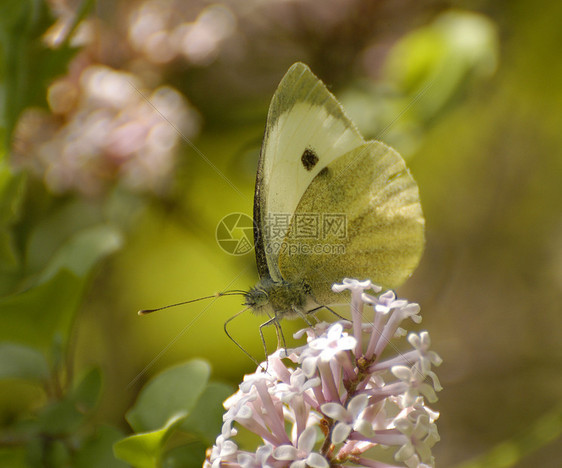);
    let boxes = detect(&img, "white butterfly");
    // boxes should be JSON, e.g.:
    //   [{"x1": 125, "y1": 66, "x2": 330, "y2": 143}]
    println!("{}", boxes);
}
[
  {"x1": 141, "y1": 63, "x2": 424, "y2": 361},
  {"x1": 244, "y1": 62, "x2": 424, "y2": 326}
]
